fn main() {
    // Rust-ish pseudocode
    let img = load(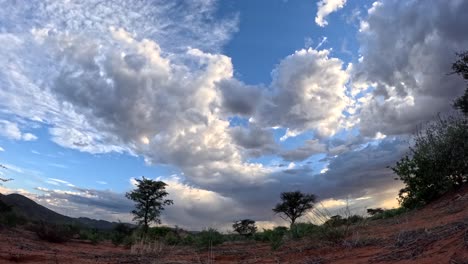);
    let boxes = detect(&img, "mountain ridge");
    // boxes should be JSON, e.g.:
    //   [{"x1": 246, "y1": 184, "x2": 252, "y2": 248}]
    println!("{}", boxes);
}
[{"x1": 0, "y1": 193, "x2": 131, "y2": 230}]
